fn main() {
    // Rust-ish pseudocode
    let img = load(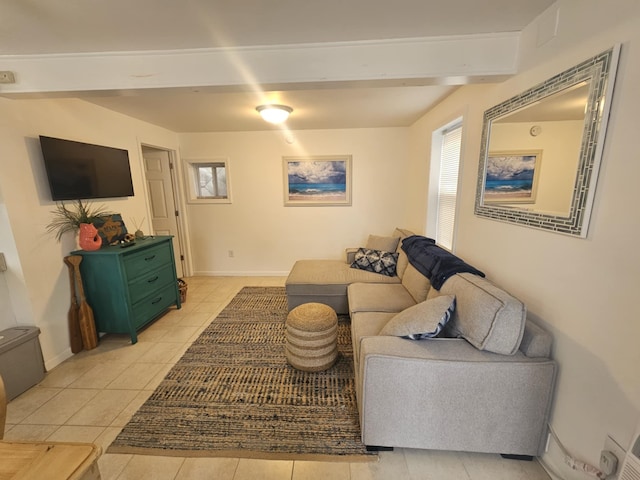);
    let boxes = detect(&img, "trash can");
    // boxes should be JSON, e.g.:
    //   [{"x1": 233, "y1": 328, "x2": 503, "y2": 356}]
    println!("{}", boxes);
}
[{"x1": 0, "y1": 327, "x2": 46, "y2": 401}]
